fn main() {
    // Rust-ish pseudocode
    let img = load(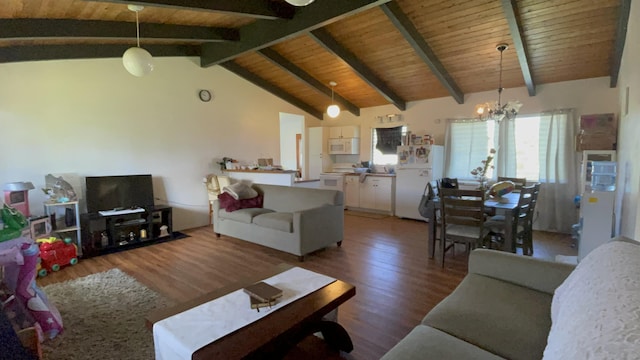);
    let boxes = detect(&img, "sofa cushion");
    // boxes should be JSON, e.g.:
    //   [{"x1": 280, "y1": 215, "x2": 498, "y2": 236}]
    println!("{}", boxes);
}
[
  {"x1": 254, "y1": 184, "x2": 342, "y2": 213},
  {"x1": 253, "y1": 212, "x2": 293, "y2": 232},
  {"x1": 423, "y1": 273, "x2": 552, "y2": 360},
  {"x1": 218, "y1": 208, "x2": 274, "y2": 224},
  {"x1": 543, "y1": 239, "x2": 640, "y2": 360},
  {"x1": 223, "y1": 182, "x2": 258, "y2": 200},
  {"x1": 381, "y1": 325, "x2": 504, "y2": 360},
  {"x1": 217, "y1": 192, "x2": 263, "y2": 212}
]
